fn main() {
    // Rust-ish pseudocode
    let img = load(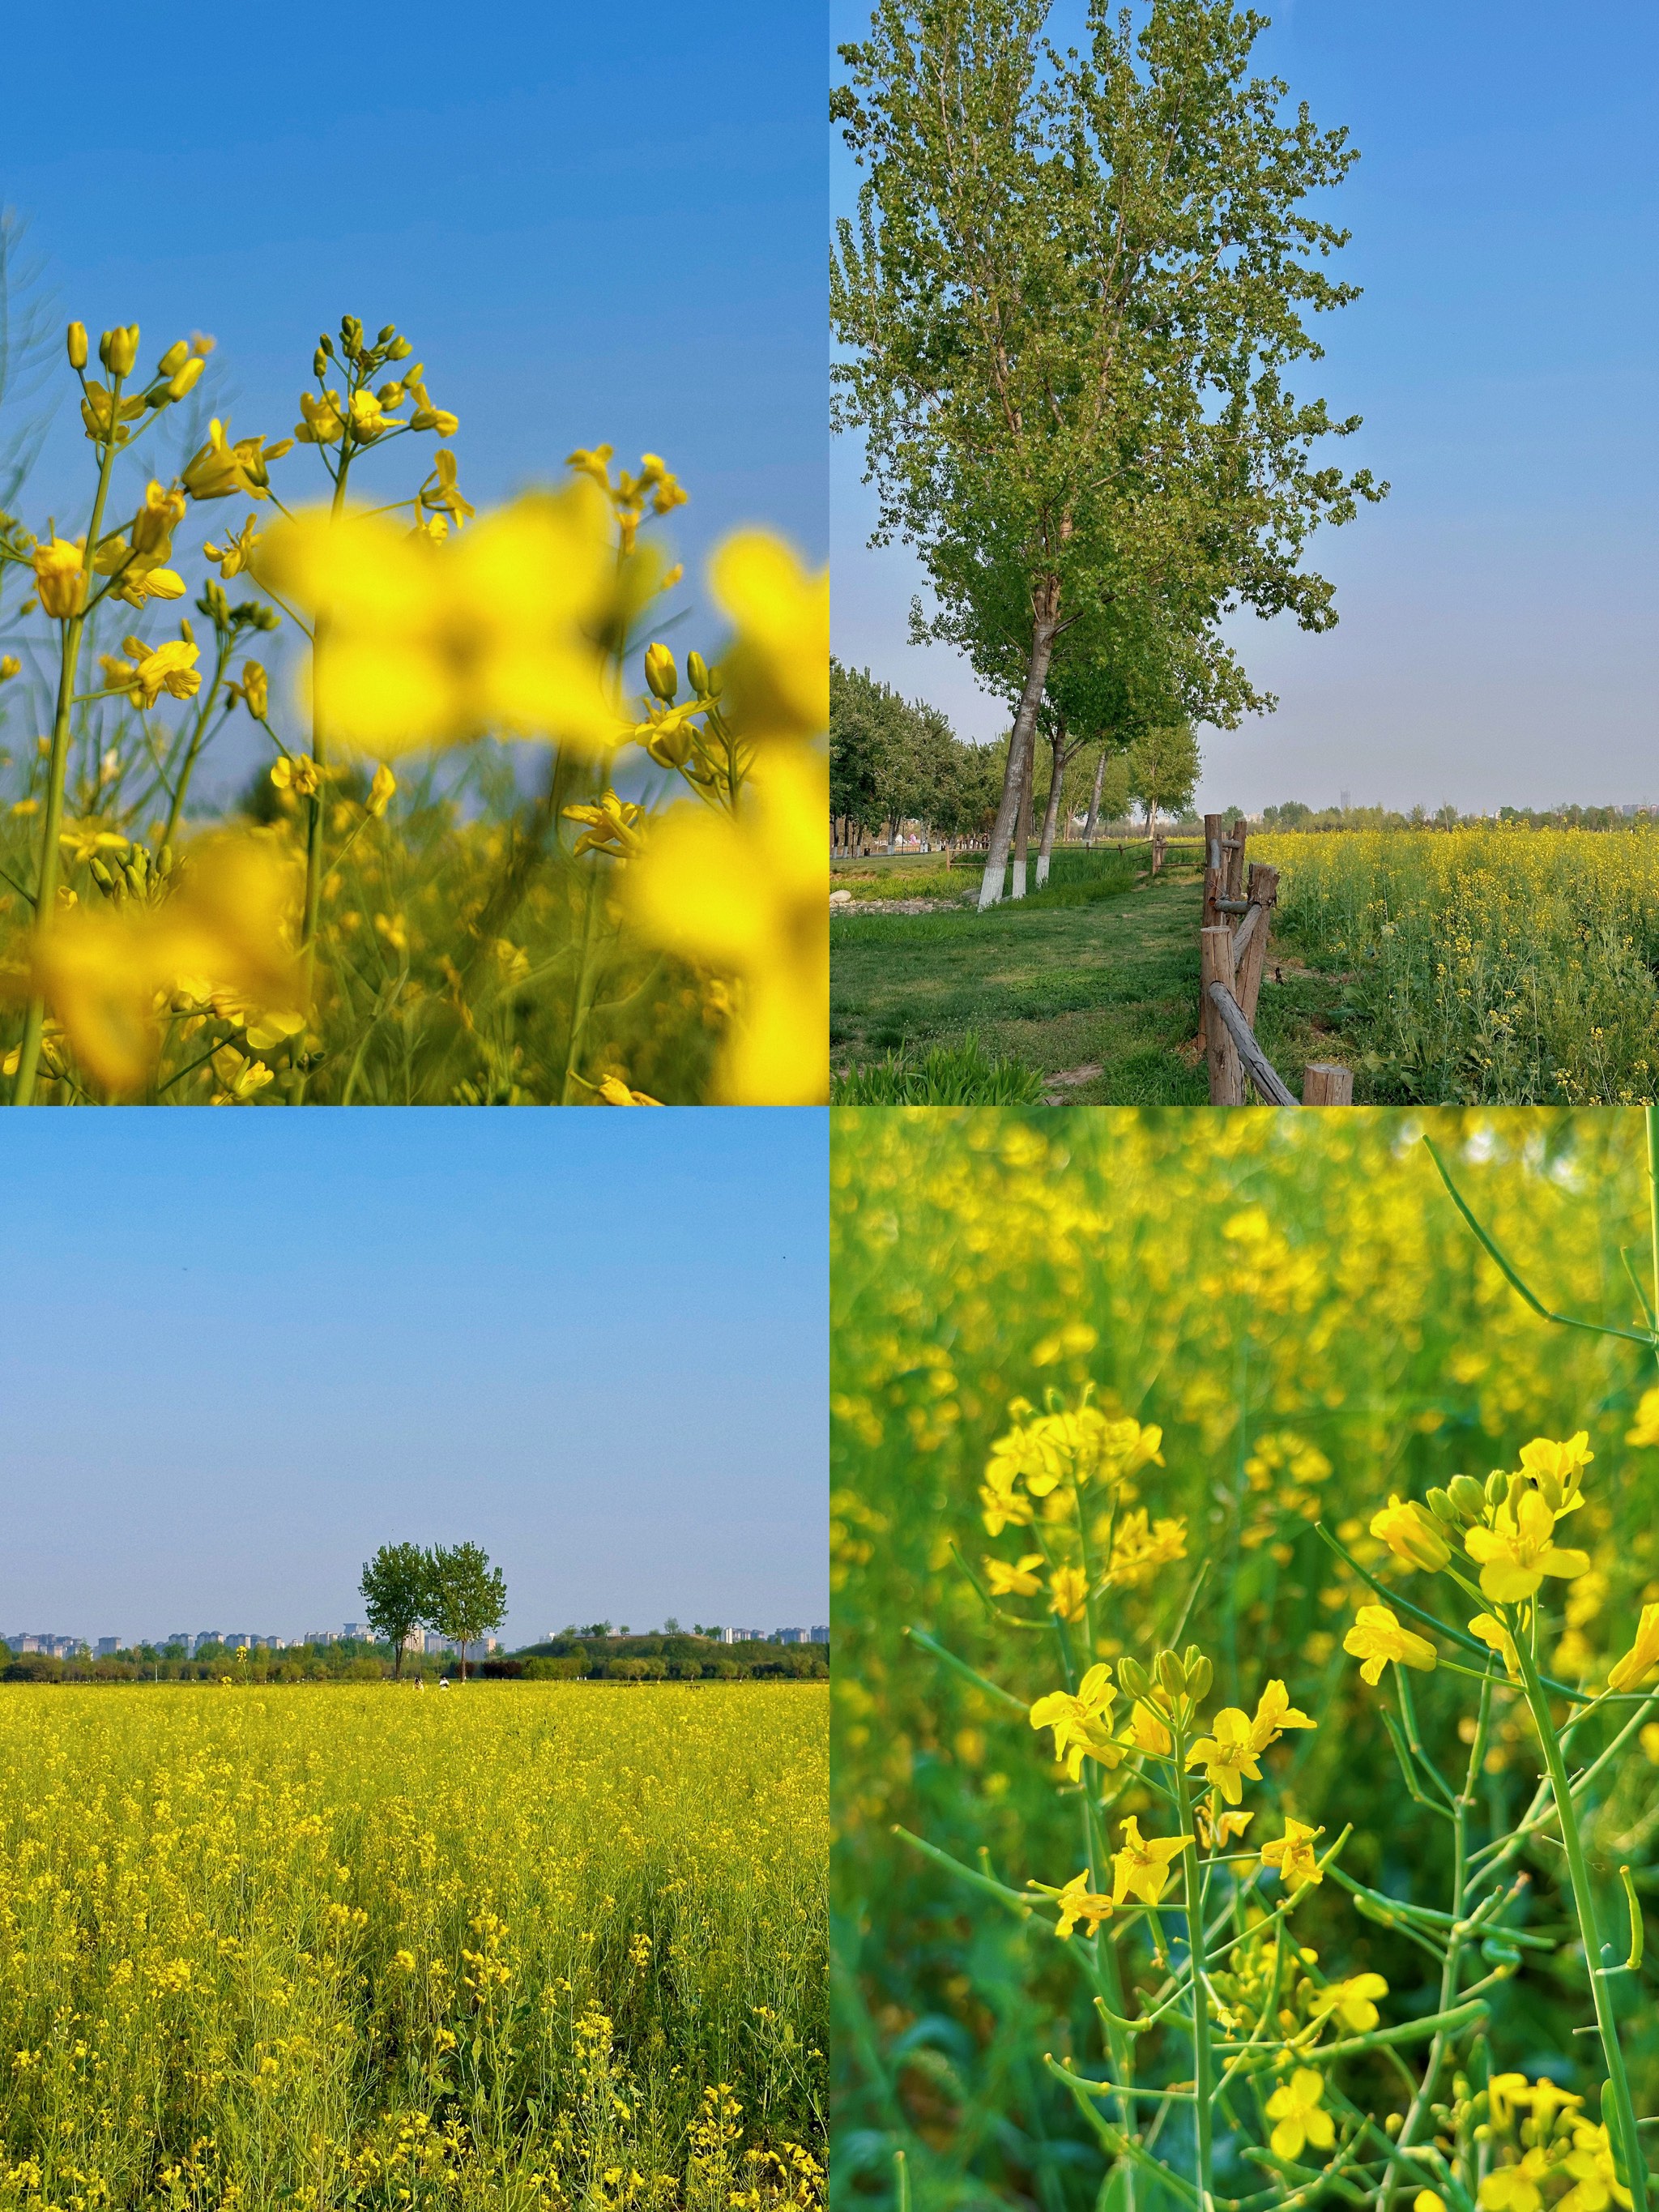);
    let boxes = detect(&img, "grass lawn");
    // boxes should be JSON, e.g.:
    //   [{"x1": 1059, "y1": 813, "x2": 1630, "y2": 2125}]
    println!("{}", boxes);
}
[{"x1": 830, "y1": 852, "x2": 1361, "y2": 1103}]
